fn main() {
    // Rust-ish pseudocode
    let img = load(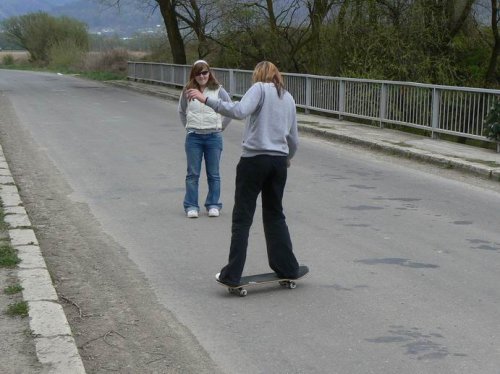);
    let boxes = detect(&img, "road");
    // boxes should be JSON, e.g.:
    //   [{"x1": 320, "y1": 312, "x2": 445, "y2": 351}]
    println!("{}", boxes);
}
[{"x1": 1, "y1": 70, "x2": 499, "y2": 373}]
